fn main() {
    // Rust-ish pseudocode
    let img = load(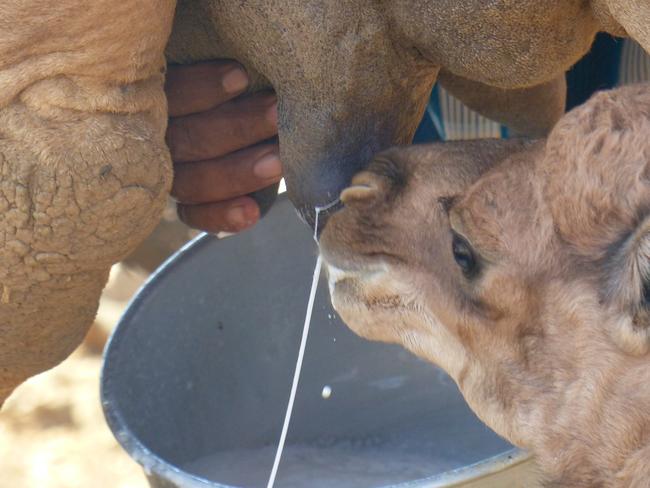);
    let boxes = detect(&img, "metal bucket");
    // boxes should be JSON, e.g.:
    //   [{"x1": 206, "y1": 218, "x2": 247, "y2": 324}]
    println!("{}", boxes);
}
[{"x1": 101, "y1": 195, "x2": 540, "y2": 488}]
